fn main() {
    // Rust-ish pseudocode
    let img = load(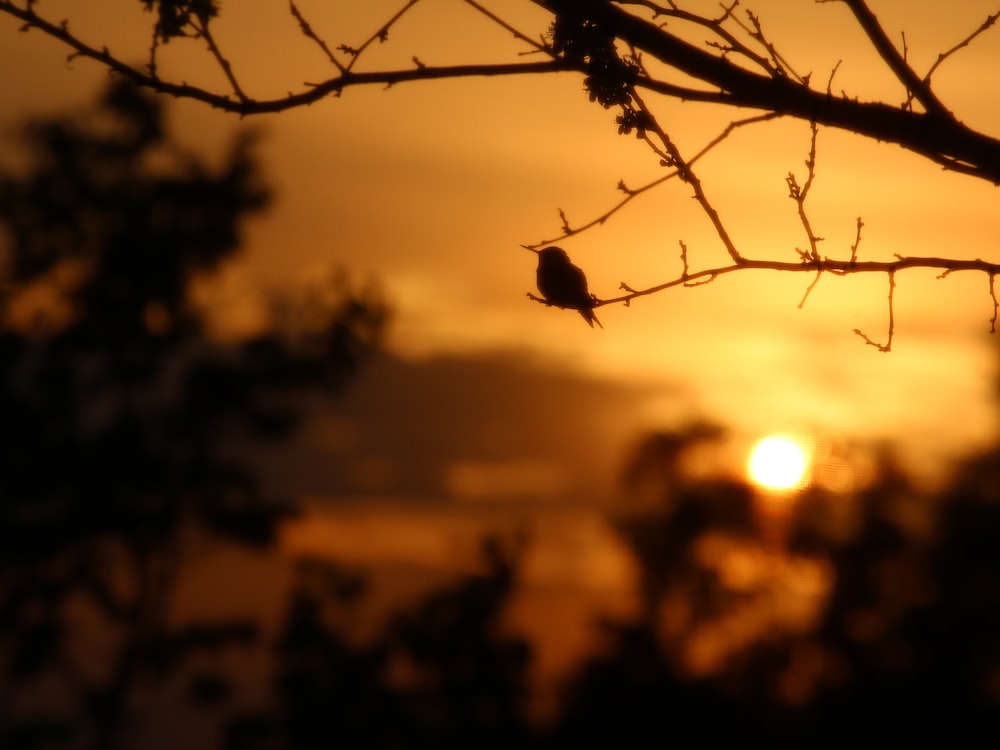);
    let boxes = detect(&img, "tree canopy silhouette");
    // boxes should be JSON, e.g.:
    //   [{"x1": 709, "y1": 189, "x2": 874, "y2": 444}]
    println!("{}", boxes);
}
[
  {"x1": 3, "y1": 0, "x2": 1000, "y2": 346},
  {"x1": 0, "y1": 80, "x2": 387, "y2": 749}
]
